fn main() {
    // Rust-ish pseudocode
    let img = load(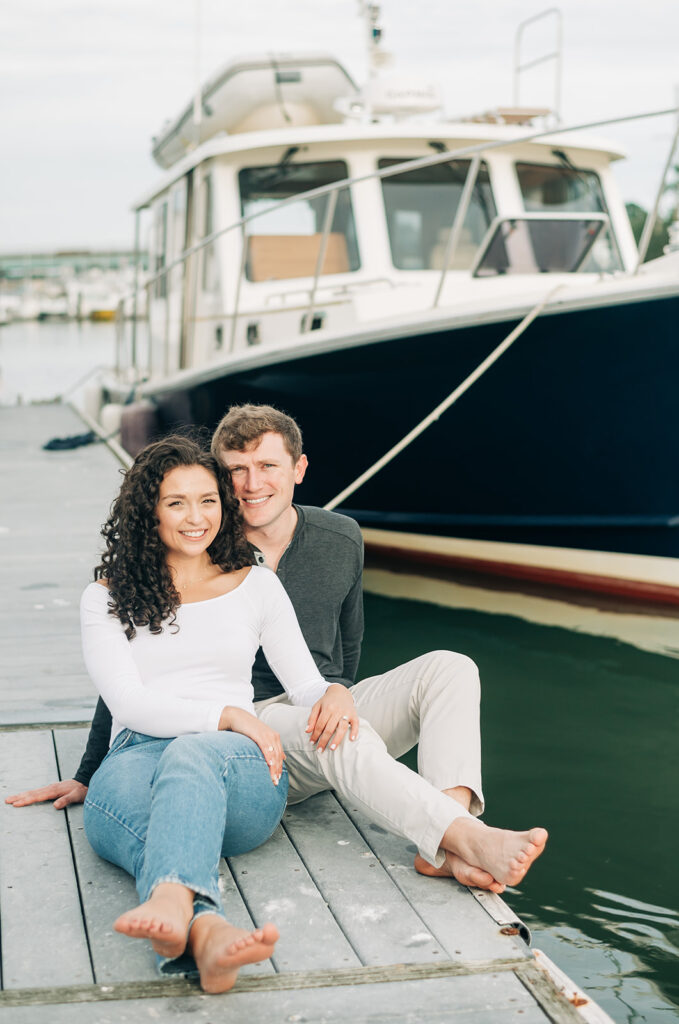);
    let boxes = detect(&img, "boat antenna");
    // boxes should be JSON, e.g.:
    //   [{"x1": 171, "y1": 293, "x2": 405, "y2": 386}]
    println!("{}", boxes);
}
[
  {"x1": 357, "y1": 2, "x2": 391, "y2": 120},
  {"x1": 359, "y1": 2, "x2": 384, "y2": 77}
]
